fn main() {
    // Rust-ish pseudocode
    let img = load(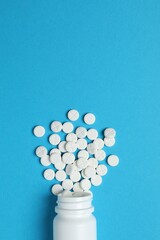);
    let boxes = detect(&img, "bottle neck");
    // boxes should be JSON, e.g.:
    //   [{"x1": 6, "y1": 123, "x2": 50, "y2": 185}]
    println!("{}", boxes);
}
[{"x1": 55, "y1": 192, "x2": 94, "y2": 217}]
